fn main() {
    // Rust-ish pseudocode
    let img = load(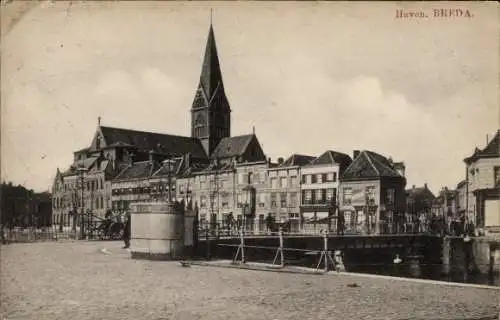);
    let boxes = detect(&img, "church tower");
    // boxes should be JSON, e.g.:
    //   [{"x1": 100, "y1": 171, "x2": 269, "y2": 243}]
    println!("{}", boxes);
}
[{"x1": 191, "y1": 21, "x2": 231, "y2": 157}]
